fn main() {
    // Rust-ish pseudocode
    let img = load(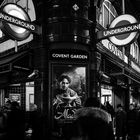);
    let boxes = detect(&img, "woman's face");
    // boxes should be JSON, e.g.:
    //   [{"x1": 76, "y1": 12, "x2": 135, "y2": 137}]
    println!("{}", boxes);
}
[{"x1": 60, "y1": 78, "x2": 70, "y2": 90}]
